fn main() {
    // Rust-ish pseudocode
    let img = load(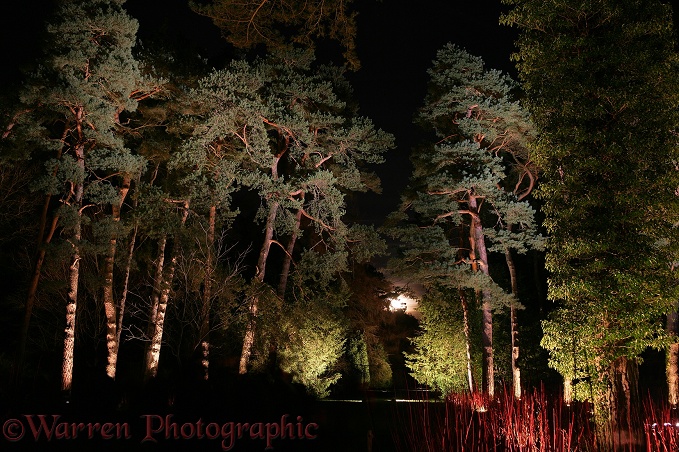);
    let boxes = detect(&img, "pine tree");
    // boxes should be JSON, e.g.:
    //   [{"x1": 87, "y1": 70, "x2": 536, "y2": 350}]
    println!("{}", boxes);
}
[
  {"x1": 390, "y1": 44, "x2": 542, "y2": 398},
  {"x1": 183, "y1": 50, "x2": 392, "y2": 375},
  {"x1": 14, "y1": 0, "x2": 158, "y2": 392}
]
